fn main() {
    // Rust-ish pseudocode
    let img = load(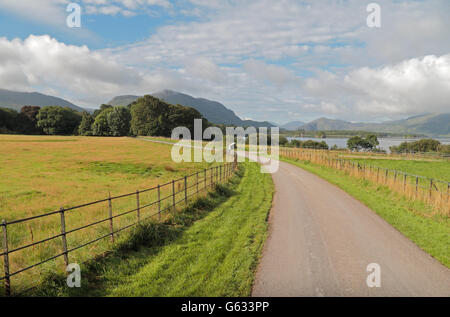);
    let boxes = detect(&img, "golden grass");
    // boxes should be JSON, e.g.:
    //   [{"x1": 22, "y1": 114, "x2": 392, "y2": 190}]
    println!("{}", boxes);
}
[{"x1": 0, "y1": 135, "x2": 234, "y2": 295}]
